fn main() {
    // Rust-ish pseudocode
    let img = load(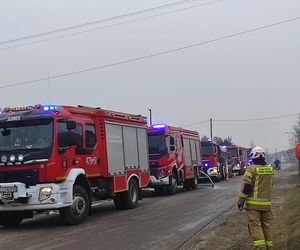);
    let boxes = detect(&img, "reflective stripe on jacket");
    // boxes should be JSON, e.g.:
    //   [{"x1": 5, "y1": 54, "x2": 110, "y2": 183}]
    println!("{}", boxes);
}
[{"x1": 238, "y1": 164, "x2": 274, "y2": 211}]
